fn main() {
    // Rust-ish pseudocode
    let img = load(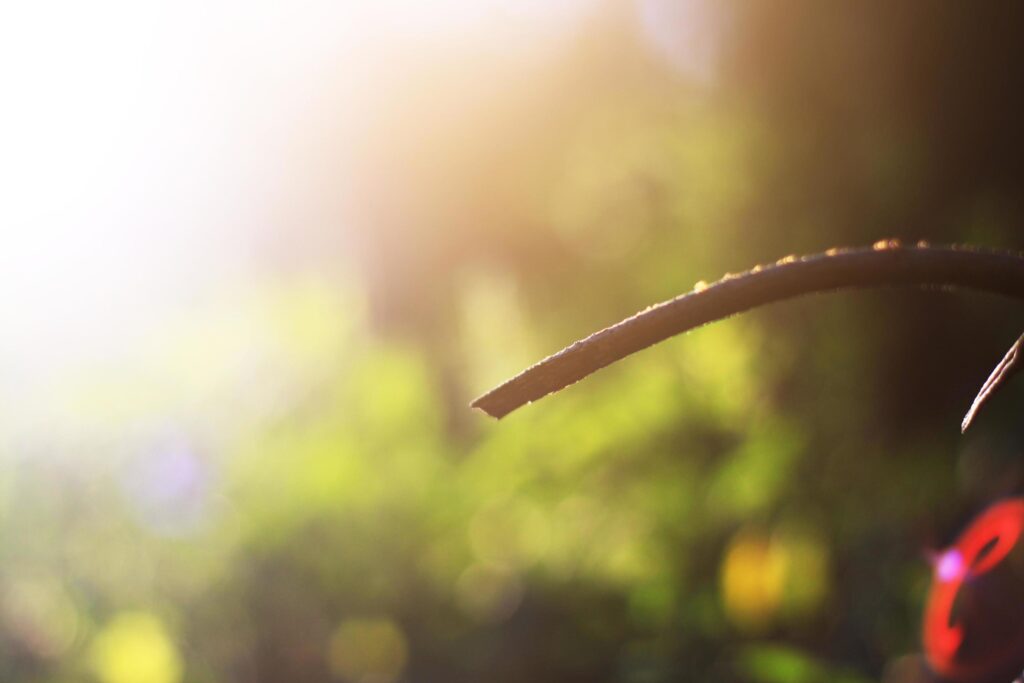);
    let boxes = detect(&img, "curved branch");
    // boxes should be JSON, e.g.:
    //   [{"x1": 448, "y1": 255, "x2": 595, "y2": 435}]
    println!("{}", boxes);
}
[{"x1": 471, "y1": 242, "x2": 1024, "y2": 419}]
